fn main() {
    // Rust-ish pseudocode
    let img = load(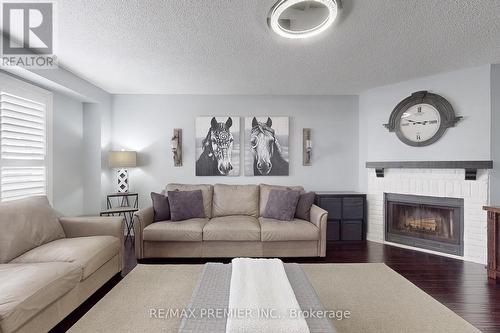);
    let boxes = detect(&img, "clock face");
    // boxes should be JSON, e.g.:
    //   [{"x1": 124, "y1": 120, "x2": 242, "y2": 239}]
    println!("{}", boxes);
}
[{"x1": 399, "y1": 103, "x2": 441, "y2": 143}]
